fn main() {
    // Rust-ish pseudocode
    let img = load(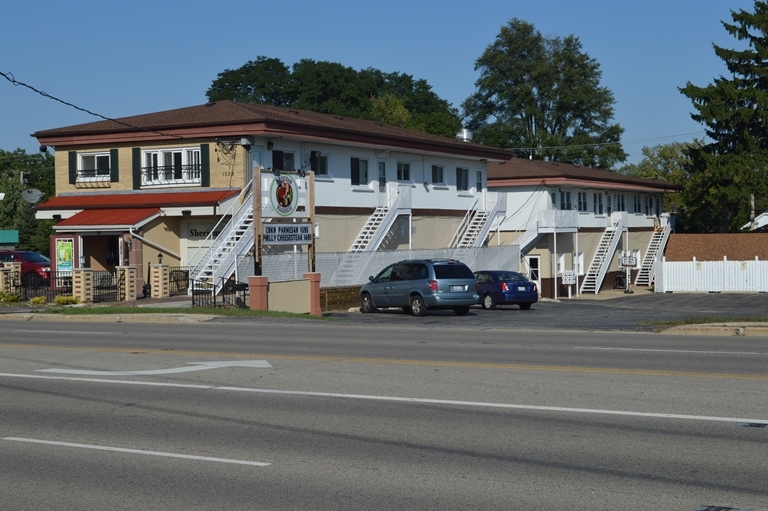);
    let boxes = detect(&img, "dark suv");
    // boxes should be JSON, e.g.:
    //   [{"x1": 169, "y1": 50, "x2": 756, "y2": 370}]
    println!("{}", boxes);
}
[
  {"x1": 359, "y1": 259, "x2": 478, "y2": 316},
  {"x1": 0, "y1": 250, "x2": 51, "y2": 287}
]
